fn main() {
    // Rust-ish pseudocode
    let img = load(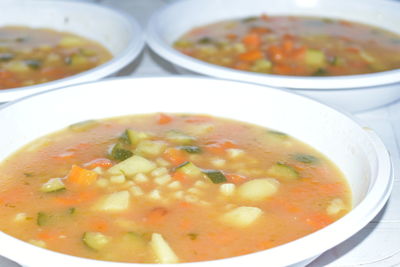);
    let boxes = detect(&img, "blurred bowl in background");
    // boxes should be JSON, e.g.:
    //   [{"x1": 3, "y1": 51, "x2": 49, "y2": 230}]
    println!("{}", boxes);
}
[
  {"x1": 146, "y1": 0, "x2": 400, "y2": 112},
  {"x1": 0, "y1": 0, "x2": 144, "y2": 102}
]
